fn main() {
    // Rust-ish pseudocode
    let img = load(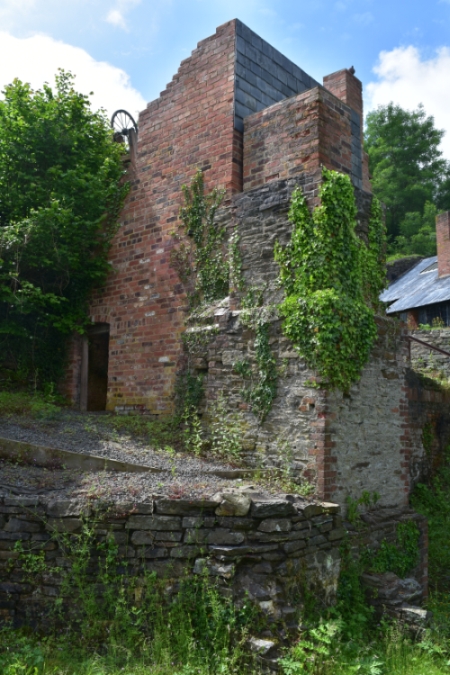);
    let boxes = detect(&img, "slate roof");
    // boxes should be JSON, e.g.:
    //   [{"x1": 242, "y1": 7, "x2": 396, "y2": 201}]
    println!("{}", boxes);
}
[{"x1": 380, "y1": 256, "x2": 450, "y2": 313}]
